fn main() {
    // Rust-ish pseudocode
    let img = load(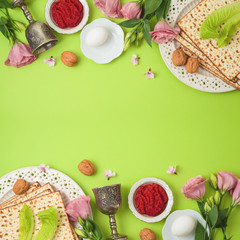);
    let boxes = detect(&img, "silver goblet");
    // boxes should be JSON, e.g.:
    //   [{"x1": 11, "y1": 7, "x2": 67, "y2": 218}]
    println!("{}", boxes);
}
[
  {"x1": 11, "y1": 0, "x2": 58, "y2": 54},
  {"x1": 92, "y1": 184, "x2": 128, "y2": 240}
]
